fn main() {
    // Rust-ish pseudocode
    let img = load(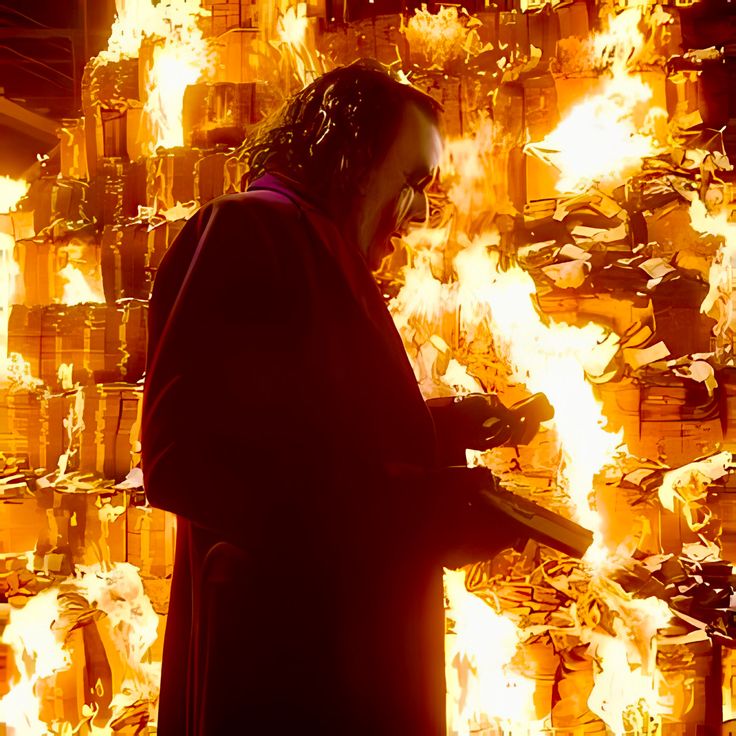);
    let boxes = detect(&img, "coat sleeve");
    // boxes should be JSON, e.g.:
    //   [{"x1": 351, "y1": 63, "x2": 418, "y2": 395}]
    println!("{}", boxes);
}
[{"x1": 142, "y1": 195, "x2": 327, "y2": 551}]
